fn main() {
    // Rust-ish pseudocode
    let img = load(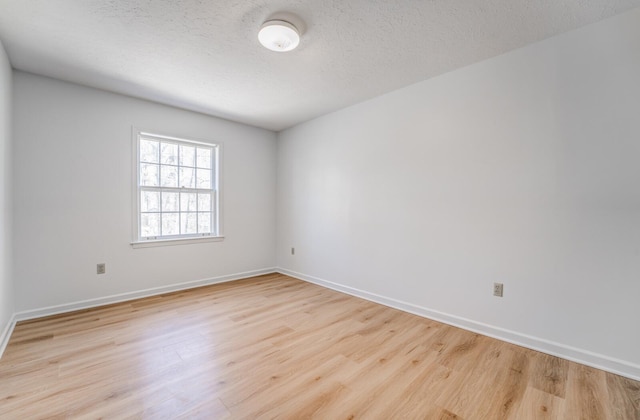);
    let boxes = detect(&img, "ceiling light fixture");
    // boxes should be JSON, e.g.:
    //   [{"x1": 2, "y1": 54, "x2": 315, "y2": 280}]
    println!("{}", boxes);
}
[{"x1": 258, "y1": 20, "x2": 300, "y2": 52}]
